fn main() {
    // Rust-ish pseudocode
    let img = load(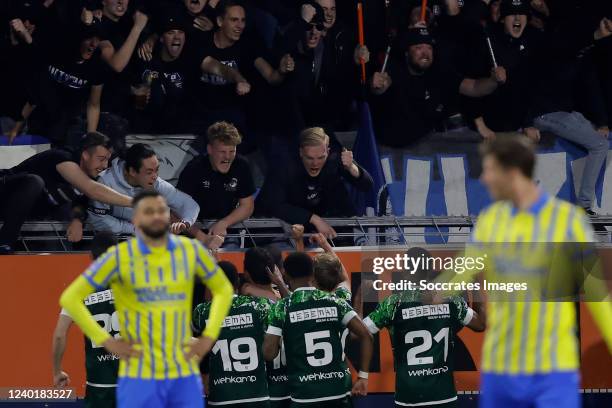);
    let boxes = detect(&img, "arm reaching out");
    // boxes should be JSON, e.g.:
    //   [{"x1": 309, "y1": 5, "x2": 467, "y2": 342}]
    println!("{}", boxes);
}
[
  {"x1": 59, "y1": 252, "x2": 127, "y2": 350},
  {"x1": 57, "y1": 162, "x2": 132, "y2": 207}
]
